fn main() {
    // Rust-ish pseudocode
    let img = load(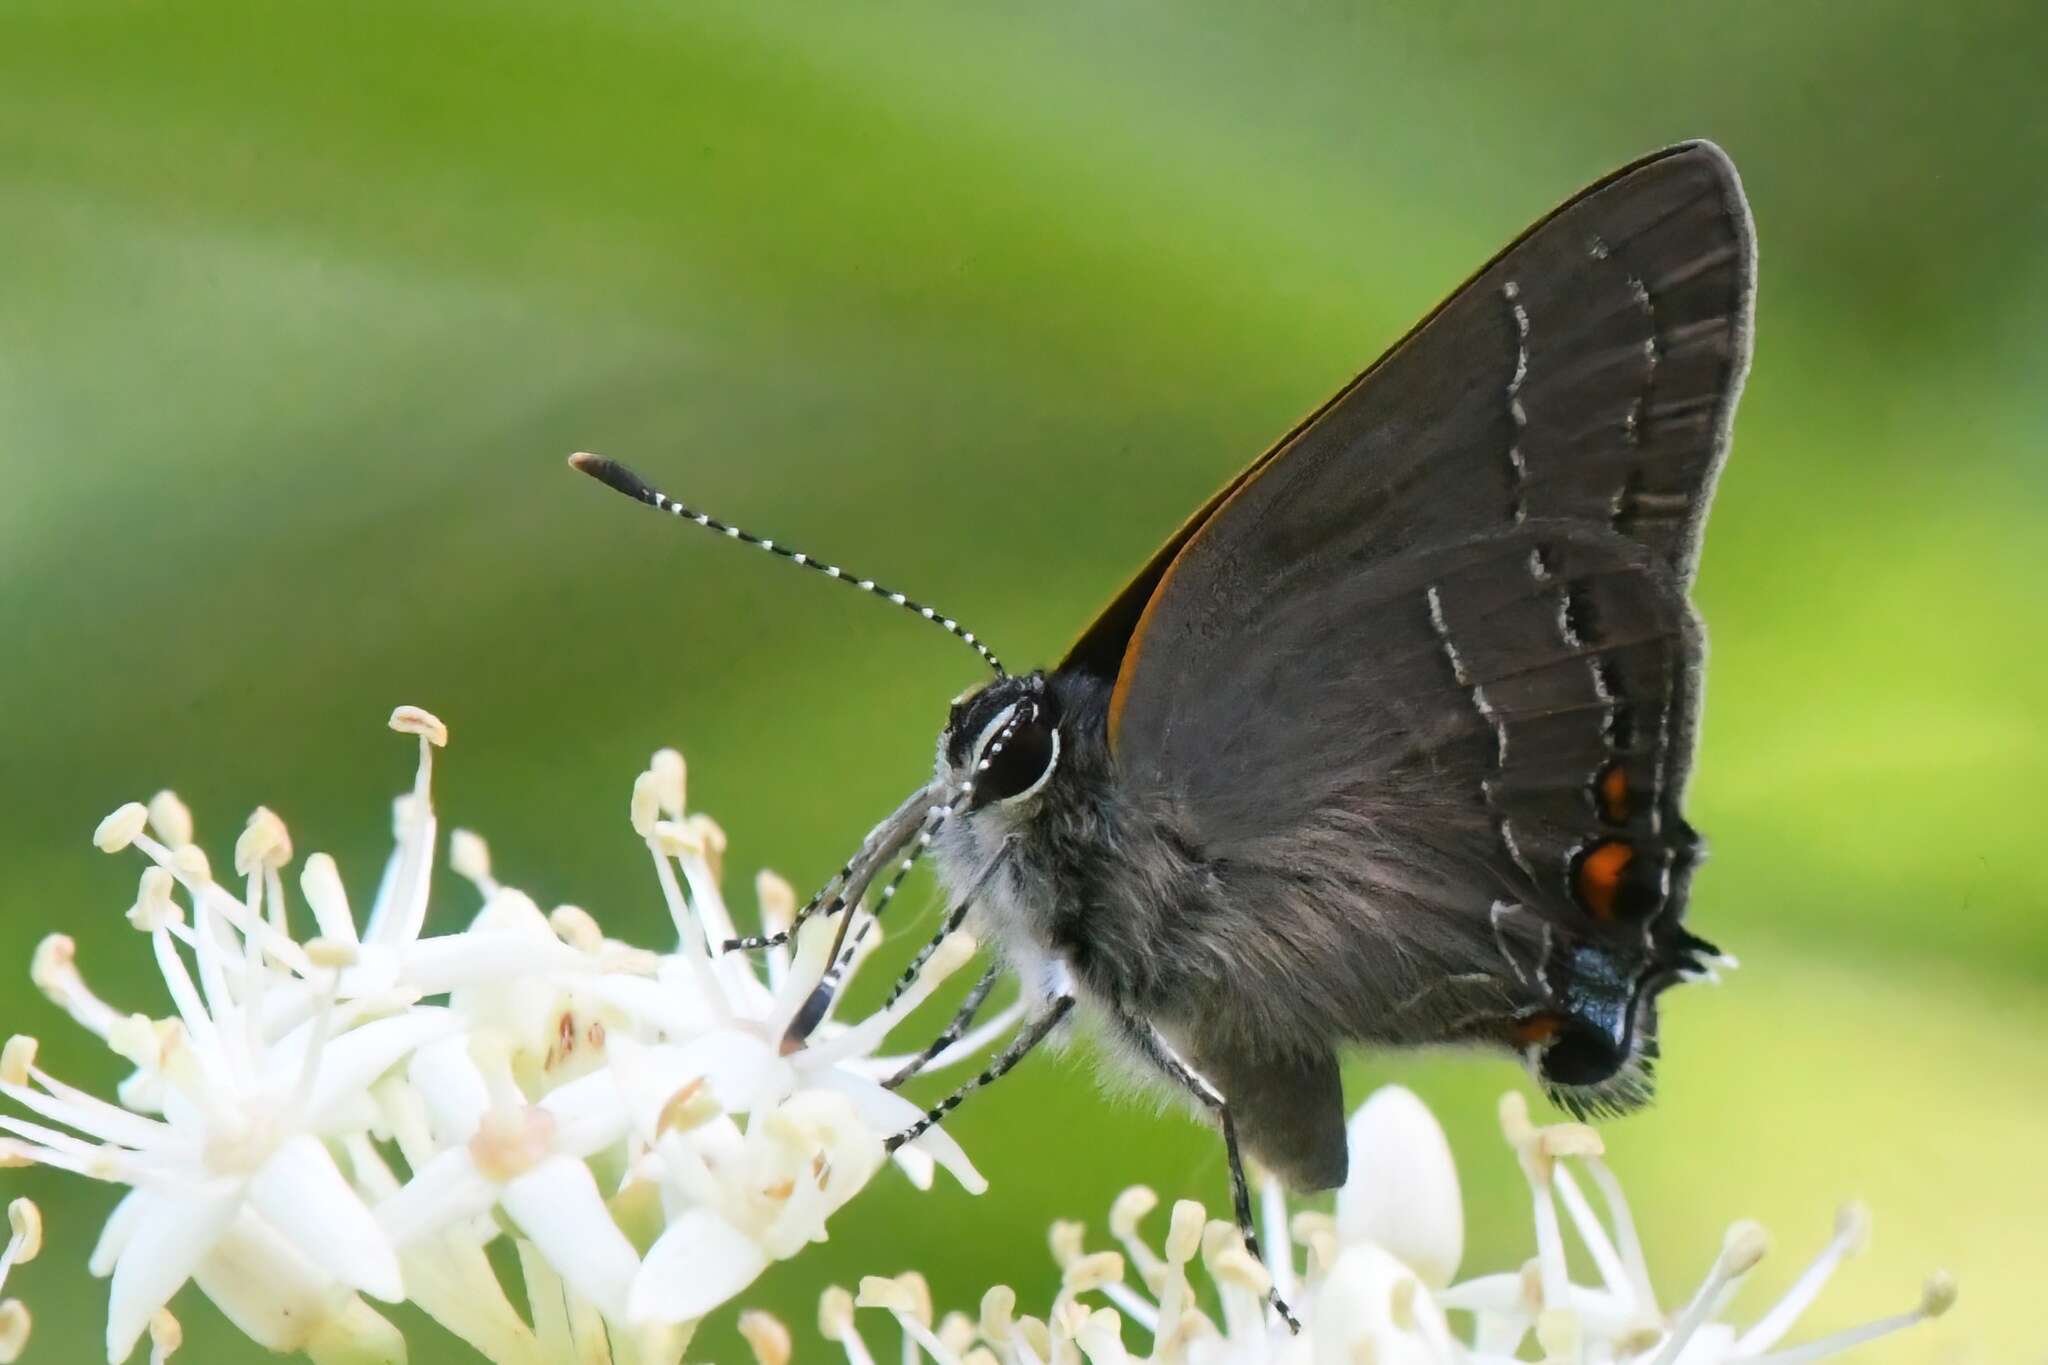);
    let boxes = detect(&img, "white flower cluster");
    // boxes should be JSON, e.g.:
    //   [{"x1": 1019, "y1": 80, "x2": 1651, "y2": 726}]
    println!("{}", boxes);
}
[
  {"x1": 0, "y1": 705, "x2": 1960, "y2": 1365},
  {"x1": 820, "y1": 1087, "x2": 1955, "y2": 1365},
  {"x1": 1, "y1": 708, "x2": 1001, "y2": 1364}
]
